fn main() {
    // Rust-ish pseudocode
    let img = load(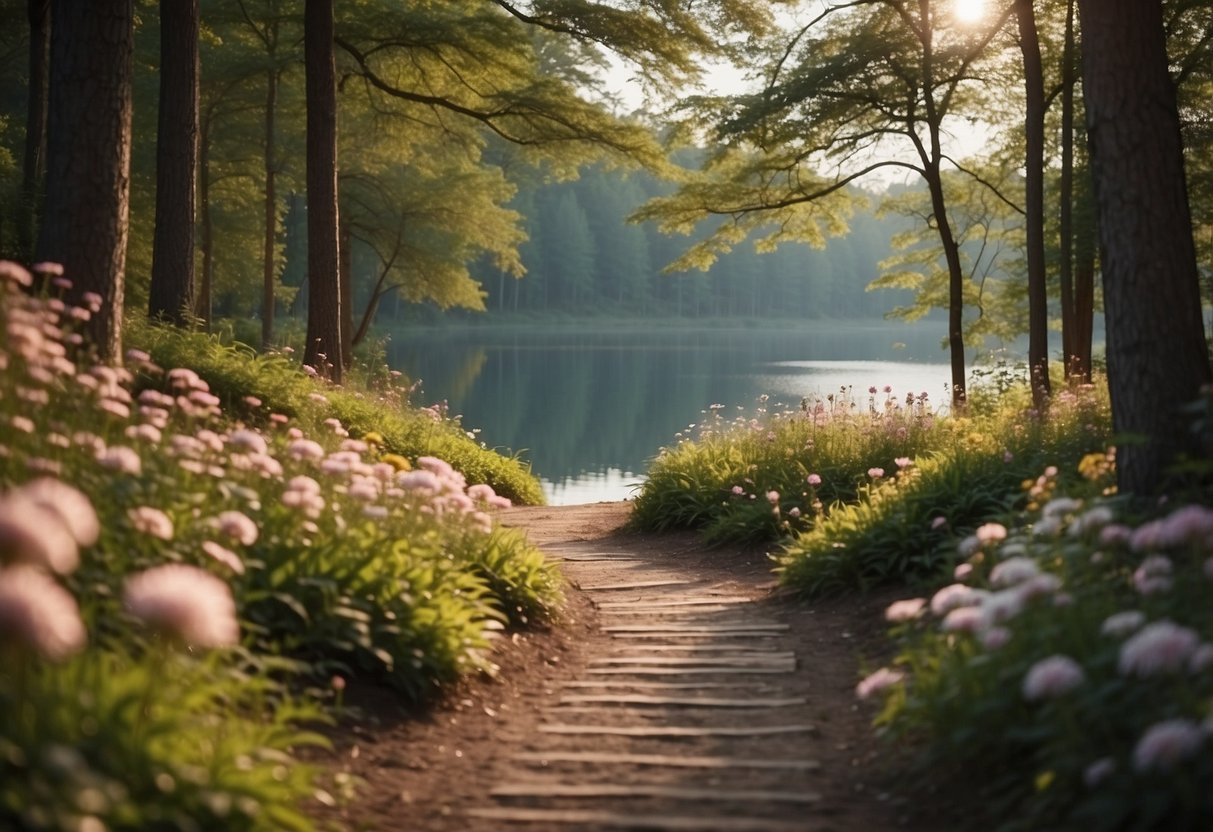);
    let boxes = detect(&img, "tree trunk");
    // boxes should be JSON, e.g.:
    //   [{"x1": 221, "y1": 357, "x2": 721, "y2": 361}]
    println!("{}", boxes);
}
[
  {"x1": 19, "y1": 0, "x2": 51, "y2": 262},
  {"x1": 1073, "y1": 162, "x2": 1097, "y2": 383},
  {"x1": 36, "y1": 0, "x2": 134, "y2": 362},
  {"x1": 1077, "y1": 0, "x2": 1213, "y2": 493},
  {"x1": 1058, "y1": 0, "x2": 1078, "y2": 379},
  {"x1": 197, "y1": 107, "x2": 213, "y2": 328},
  {"x1": 262, "y1": 64, "x2": 279, "y2": 349},
  {"x1": 303, "y1": 0, "x2": 342, "y2": 382},
  {"x1": 923, "y1": 164, "x2": 967, "y2": 408},
  {"x1": 339, "y1": 217, "x2": 353, "y2": 368},
  {"x1": 148, "y1": 0, "x2": 199, "y2": 325},
  {"x1": 1017, "y1": 0, "x2": 1050, "y2": 408}
]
